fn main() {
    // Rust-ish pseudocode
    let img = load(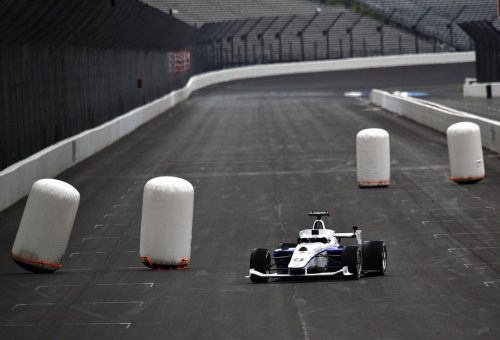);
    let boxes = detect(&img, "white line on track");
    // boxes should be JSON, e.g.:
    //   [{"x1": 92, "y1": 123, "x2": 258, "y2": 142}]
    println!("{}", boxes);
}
[
  {"x1": 12, "y1": 303, "x2": 66, "y2": 310},
  {"x1": 421, "y1": 218, "x2": 491, "y2": 225},
  {"x1": 59, "y1": 268, "x2": 93, "y2": 272},
  {"x1": 104, "y1": 213, "x2": 135, "y2": 218},
  {"x1": 116, "y1": 266, "x2": 145, "y2": 270},
  {"x1": 82, "y1": 236, "x2": 120, "y2": 242},
  {"x1": 293, "y1": 293, "x2": 310, "y2": 340},
  {"x1": 448, "y1": 247, "x2": 500, "y2": 253},
  {"x1": 276, "y1": 203, "x2": 282, "y2": 219},
  {"x1": 94, "y1": 224, "x2": 127, "y2": 228},
  {"x1": 483, "y1": 280, "x2": 500, "y2": 287},
  {"x1": 96, "y1": 282, "x2": 154, "y2": 288},
  {"x1": 412, "y1": 206, "x2": 494, "y2": 212},
  {"x1": 464, "y1": 262, "x2": 500, "y2": 268},
  {"x1": 70, "y1": 251, "x2": 107, "y2": 257},
  {"x1": 0, "y1": 324, "x2": 36, "y2": 327},
  {"x1": 434, "y1": 232, "x2": 500, "y2": 238},
  {"x1": 34, "y1": 284, "x2": 81, "y2": 291},
  {"x1": 71, "y1": 322, "x2": 131, "y2": 329},
  {"x1": 112, "y1": 204, "x2": 139, "y2": 208},
  {"x1": 82, "y1": 301, "x2": 144, "y2": 307}
]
